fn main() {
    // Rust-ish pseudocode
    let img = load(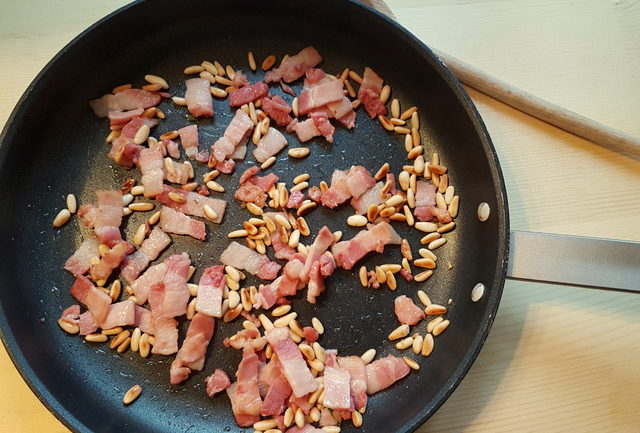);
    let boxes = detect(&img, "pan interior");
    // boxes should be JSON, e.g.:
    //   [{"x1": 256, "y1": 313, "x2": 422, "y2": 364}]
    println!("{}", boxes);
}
[{"x1": 0, "y1": 1, "x2": 507, "y2": 432}]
